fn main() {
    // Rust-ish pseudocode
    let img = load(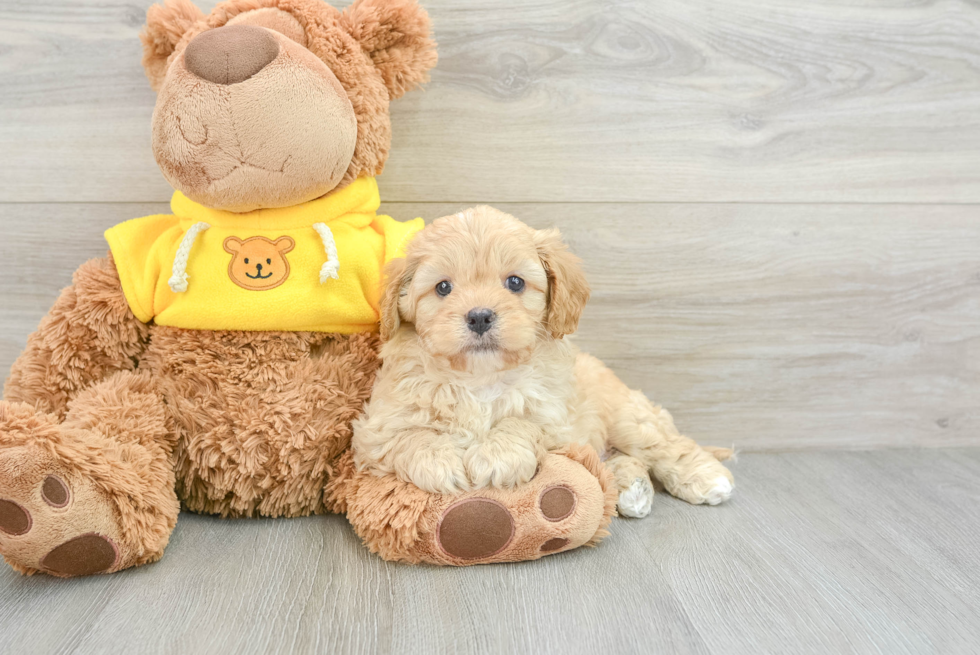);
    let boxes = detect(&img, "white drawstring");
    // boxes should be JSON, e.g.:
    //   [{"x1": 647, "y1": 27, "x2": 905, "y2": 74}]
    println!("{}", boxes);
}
[
  {"x1": 169, "y1": 222, "x2": 339, "y2": 292},
  {"x1": 168, "y1": 222, "x2": 210, "y2": 293},
  {"x1": 312, "y1": 222, "x2": 340, "y2": 283}
]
